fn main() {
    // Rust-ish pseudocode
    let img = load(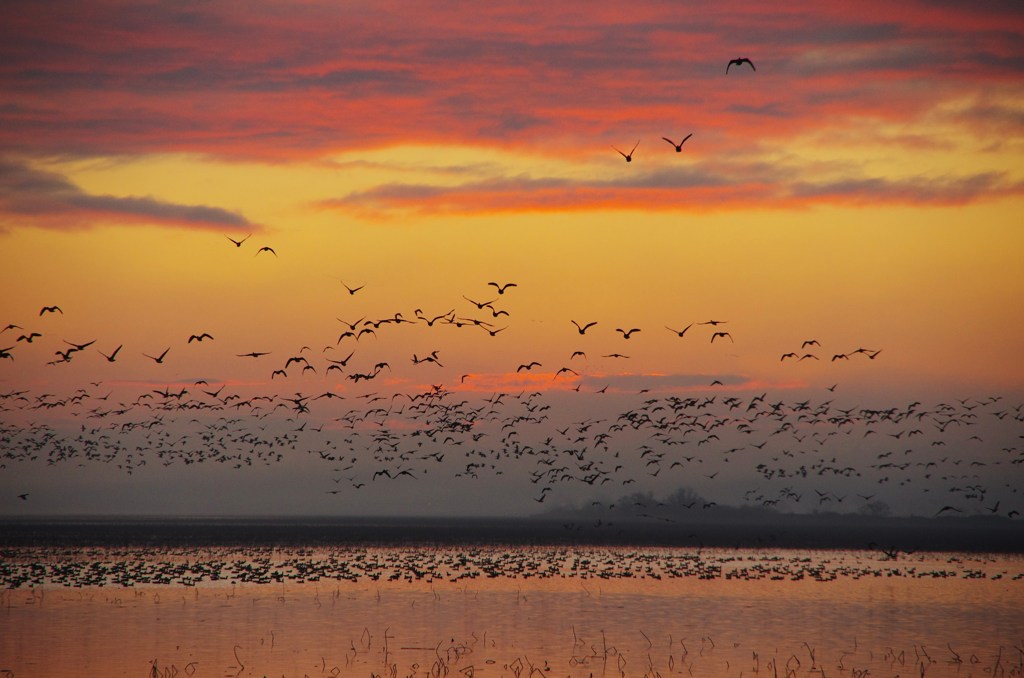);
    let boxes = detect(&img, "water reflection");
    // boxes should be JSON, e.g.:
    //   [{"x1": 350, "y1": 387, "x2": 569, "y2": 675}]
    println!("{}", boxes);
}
[{"x1": 1, "y1": 547, "x2": 1021, "y2": 677}]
